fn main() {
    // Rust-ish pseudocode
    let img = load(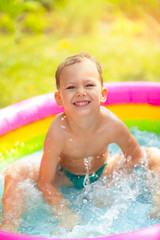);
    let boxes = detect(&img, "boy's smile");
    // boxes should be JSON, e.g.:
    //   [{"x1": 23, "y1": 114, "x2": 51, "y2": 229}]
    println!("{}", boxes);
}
[{"x1": 73, "y1": 100, "x2": 91, "y2": 107}]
